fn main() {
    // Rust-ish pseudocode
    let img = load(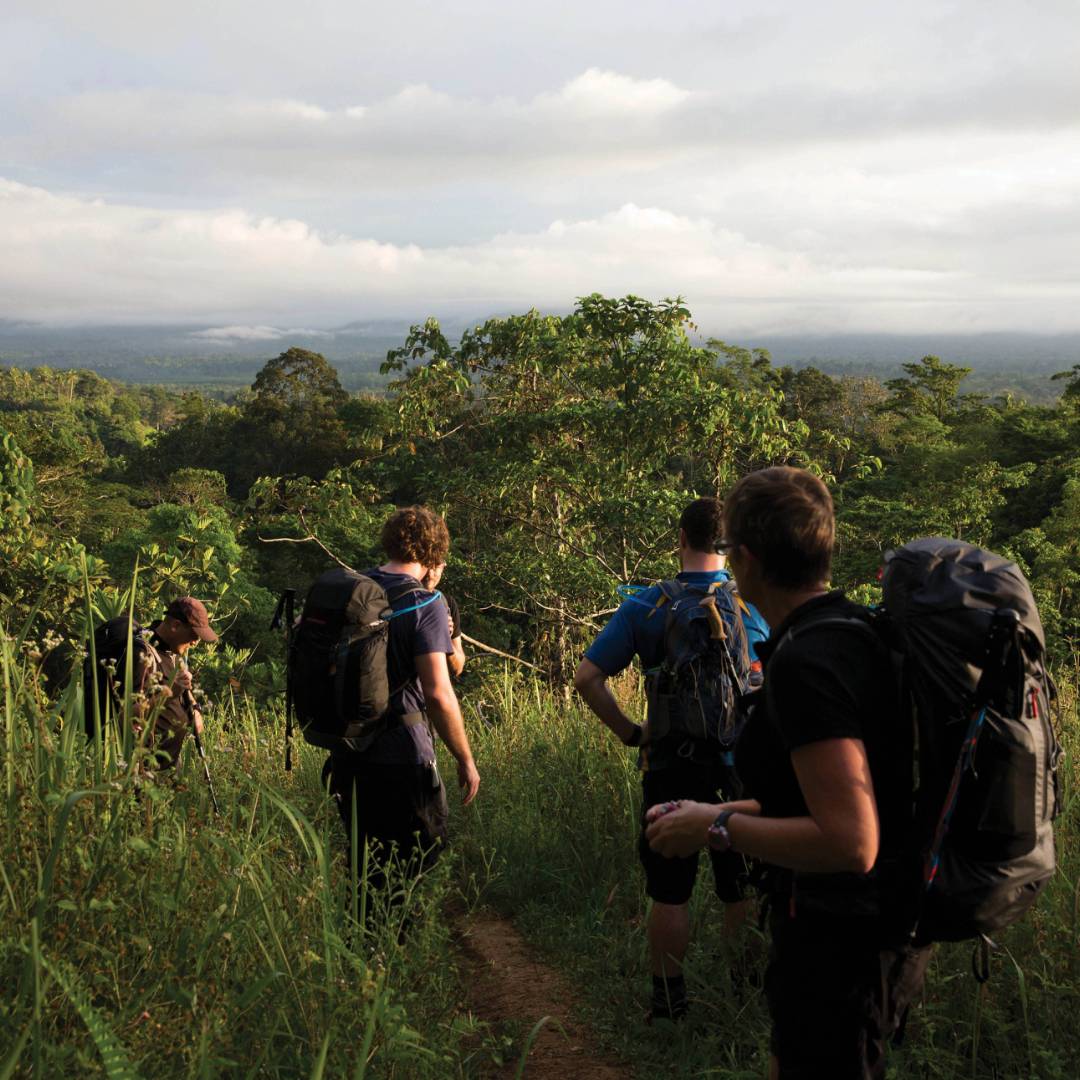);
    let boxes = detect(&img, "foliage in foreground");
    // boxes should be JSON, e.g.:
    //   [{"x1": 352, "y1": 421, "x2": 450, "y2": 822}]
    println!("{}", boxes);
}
[
  {"x1": 0, "y1": 623, "x2": 499, "y2": 1080},
  {"x1": 3, "y1": 621, "x2": 1079, "y2": 1078}
]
